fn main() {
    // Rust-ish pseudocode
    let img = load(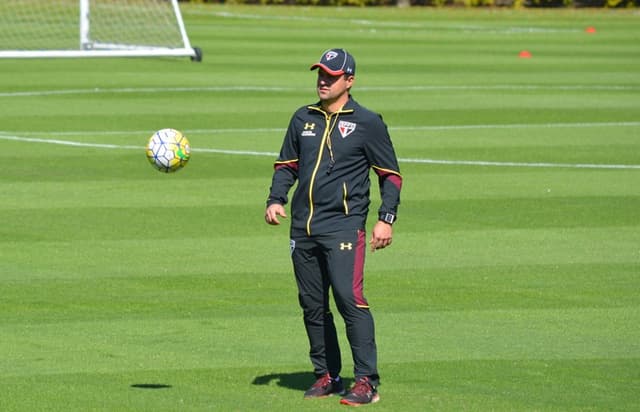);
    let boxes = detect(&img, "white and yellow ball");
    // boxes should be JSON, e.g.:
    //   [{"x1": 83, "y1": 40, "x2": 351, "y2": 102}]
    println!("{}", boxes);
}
[{"x1": 145, "y1": 128, "x2": 190, "y2": 173}]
